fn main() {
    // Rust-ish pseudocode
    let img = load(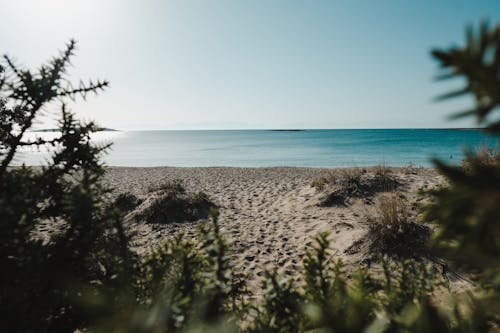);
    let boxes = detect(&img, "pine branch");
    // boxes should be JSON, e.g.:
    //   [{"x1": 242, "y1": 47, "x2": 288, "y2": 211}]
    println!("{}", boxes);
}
[
  {"x1": 432, "y1": 21, "x2": 500, "y2": 134},
  {"x1": 56, "y1": 80, "x2": 109, "y2": 100}
]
